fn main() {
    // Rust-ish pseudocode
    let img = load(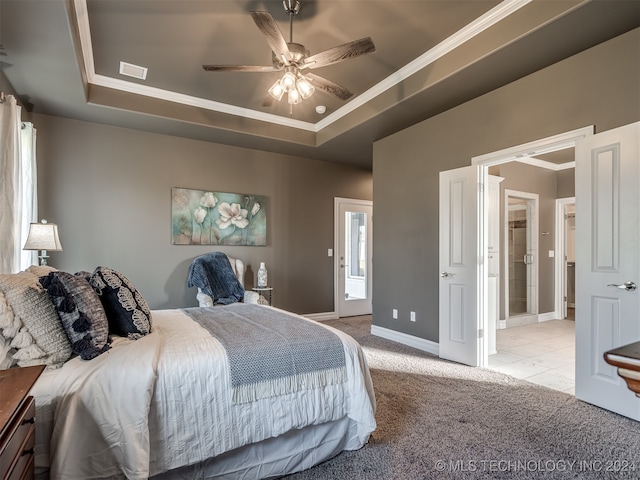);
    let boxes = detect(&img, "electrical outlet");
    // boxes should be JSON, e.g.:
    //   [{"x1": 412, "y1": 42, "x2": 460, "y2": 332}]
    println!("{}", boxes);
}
[
  {"x1": 410, "y1": 311, "x2": 416, "y2": 322},
  {"x1": 392, "y1": 309, "x2": 398, "y2": 319}
]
